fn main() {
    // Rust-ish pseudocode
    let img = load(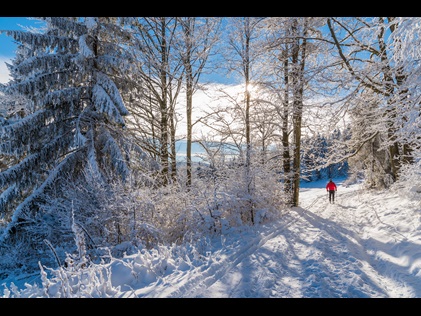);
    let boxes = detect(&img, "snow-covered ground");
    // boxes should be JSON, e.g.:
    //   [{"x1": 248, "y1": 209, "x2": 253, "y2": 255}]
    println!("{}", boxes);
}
[{"x1": 1, "y1": 177, "x2": 421, "y2": 298}]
